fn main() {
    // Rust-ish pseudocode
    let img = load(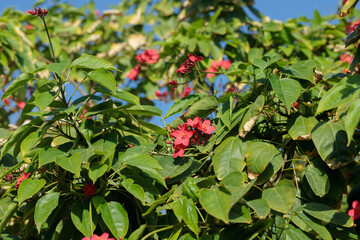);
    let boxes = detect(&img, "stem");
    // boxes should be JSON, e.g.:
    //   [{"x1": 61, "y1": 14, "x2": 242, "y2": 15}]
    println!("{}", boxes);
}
[{"x1": 141, "y1": 225, "x2": 175, "y2": 240}]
